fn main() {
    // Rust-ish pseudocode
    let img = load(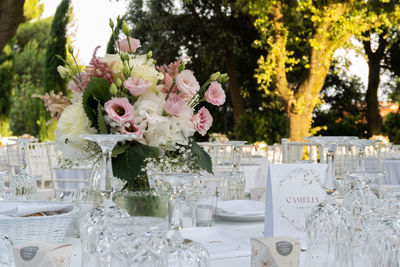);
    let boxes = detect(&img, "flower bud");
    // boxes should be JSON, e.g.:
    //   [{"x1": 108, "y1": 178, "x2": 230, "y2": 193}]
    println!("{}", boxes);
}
[
  {"x1": 68, "y1": 45, "x2": 74, "y2": 54},
  {"x1": 110, "y1": 83, "x2": 118, "y2": 95},
  {"x1": 210, "y1": 72, "x2": 221, "y2": 81},
  {"x1": 57, "y1": 66, "x2": 70, "y2": 79},
  {"x1": 147, "y1": 51, "x2": 152, "y2": 59},
  {"x1": 122, "y1": 20, "x2": 130, "y2": 36},
  {"x1": 116, "y1": 78, "x2": 123, "y2": 87},
  {"x1": 220, "y1": 74, "x2": 229, "y2": 83},
  {"x1": 109, "y1": 18, "x2": 114, "y2": 29},
  {"x1": 178, "y1": 61, "x2": 185, "y2": 73}
]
